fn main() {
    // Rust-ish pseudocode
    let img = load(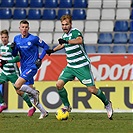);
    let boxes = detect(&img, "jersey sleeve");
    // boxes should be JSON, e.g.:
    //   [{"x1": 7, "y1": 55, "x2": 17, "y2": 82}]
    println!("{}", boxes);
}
[
  {"x1": 12, "y1": 36, "x2": 19, "y2": 57},
  {"x1": 35, "y1": 36, "x2": 49, "y2": 59},
  {"x1": 72, "y1": 29, "x2": 83, "y2": 39},
  {"x1": 8, "y1": 56, "x2": 20, "y2": 63}
]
